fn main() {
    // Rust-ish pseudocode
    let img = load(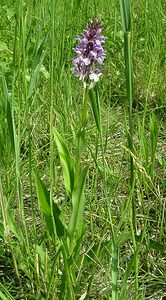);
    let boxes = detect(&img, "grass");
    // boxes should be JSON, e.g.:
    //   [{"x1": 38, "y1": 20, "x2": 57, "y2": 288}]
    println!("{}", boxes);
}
[{"x1": 0, "y1": 0, "x2": 166, "y2": 299}]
